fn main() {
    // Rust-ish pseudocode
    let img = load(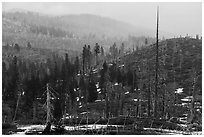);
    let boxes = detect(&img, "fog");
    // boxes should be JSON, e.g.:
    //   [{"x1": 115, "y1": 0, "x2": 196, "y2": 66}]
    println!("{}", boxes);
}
[{"x1": 3, "y1": 2, "x2": 202, "y2": 37}]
